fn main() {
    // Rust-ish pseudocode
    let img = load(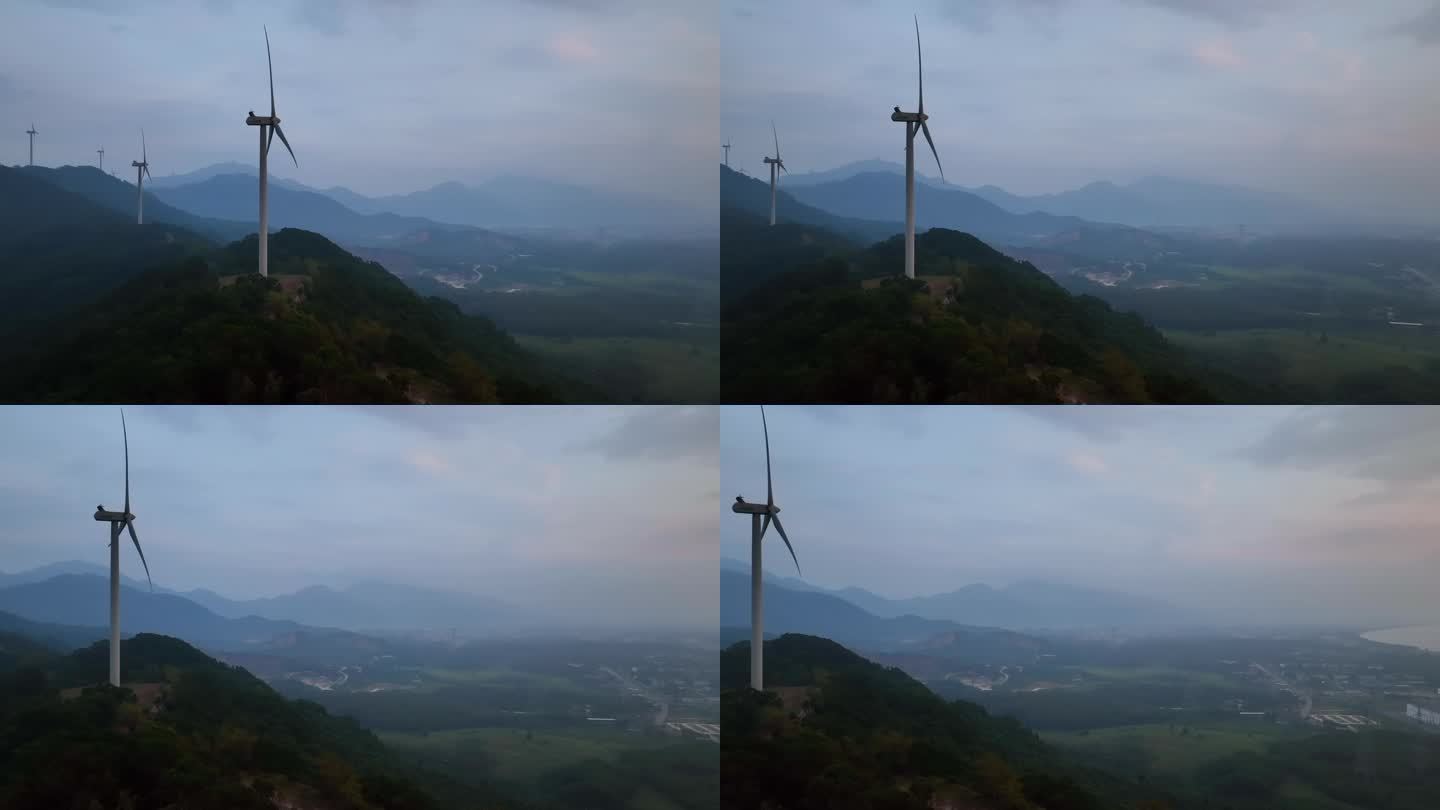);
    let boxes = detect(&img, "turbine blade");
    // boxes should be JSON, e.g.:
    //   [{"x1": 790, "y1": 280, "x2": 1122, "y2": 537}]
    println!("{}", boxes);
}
[
  {"x1": 141, "y1": 129, "x2": 146, "y2": 164},
  {"x1": 771, "y1": 121, "x2": 780, "y2": 162},
  {"x1": 144, "y1": 164, "x2": 152, "y2": 181},
  {"x1": 771, "y1": 515, "x2": 801, "y2": 576},
  {"x1": 761, "y1": 405, "x2": 773, "y2": 508},
  {"x1": 266, "y1": 26, "x2": 276, "y2": 117},
  {"x1": 759, "y1": 513, "x2": 772, "y2": 540},
  {"x1": 920, "y1": 122, "x2": 944, "y2": 183},
  {"x1": 272, "y1": 123, "x2": 298, "y2": 167},
  {"x1": 125, "y1": 520, "x2": 152, "y2": 592},
  {"x1": 121, "y1": 409, "x2": 129, "y2": 515},
  {"x1": 915, "y1": 14, "x2": 924, "y2": 116}
]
